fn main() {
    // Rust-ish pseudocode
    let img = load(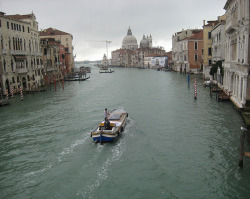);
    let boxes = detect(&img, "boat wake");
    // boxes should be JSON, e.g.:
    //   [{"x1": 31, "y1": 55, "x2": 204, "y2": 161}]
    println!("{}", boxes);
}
[
  {"x1": 77, "y1": 118, "x2": 135, "y2": 197},
  {"x1": 24, "y1": 131, "x2": 91, "y2": 179}
]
